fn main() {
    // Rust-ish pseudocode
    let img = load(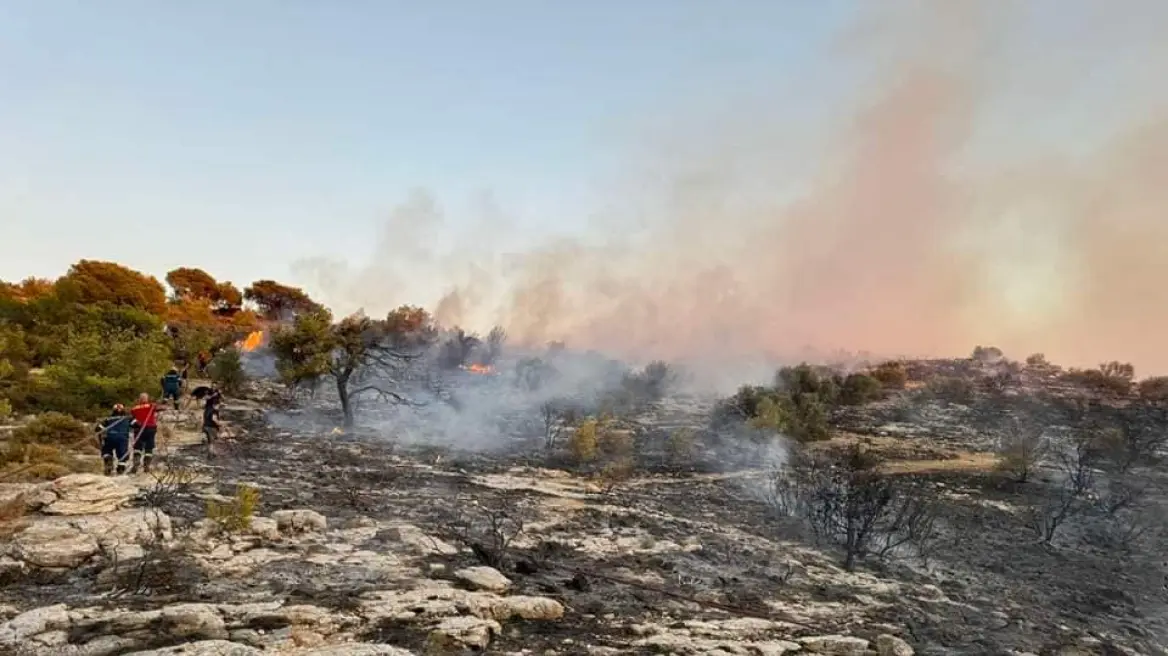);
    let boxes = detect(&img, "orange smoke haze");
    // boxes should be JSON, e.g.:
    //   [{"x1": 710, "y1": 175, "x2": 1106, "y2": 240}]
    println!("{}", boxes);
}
[{"x1": 293, "y1": 1, "x2": 1168, "y2": 375}]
